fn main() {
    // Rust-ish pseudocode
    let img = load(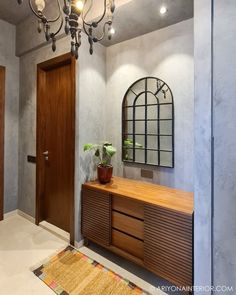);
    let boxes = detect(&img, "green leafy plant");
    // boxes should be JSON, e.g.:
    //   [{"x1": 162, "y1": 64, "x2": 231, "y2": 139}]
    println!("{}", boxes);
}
[
  {"x1": 84, "y1": 142, "x2": 116, "y2": 167},
  {"x1": 123, "y1": 138, "x2": 143, "y2": 160}
]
